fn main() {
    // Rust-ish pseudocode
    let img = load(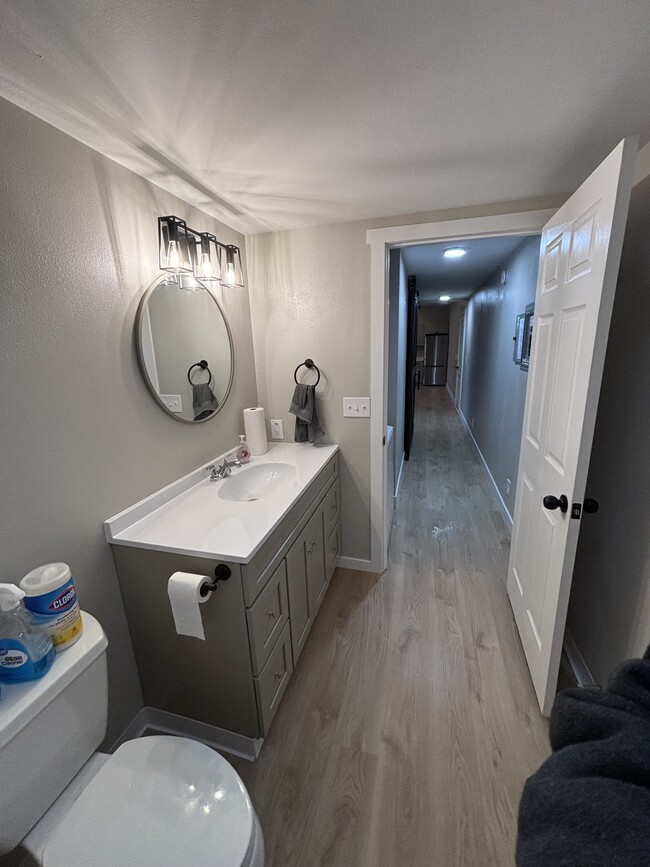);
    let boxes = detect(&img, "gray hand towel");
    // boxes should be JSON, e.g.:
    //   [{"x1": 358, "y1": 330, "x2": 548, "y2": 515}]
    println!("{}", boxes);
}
[
  {"x1": 192, "y1": 383, "x2": 219, "y2": 421},
  {"x1": 289, "y1": 383, "x2": 325, "y2": 443}
]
